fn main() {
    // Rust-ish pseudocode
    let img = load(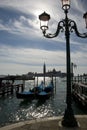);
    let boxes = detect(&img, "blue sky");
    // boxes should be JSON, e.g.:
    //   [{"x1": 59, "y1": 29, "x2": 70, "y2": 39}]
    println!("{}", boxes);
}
[{"x1": 0, "y1": 0, "x2": 87, "y2": 75}]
